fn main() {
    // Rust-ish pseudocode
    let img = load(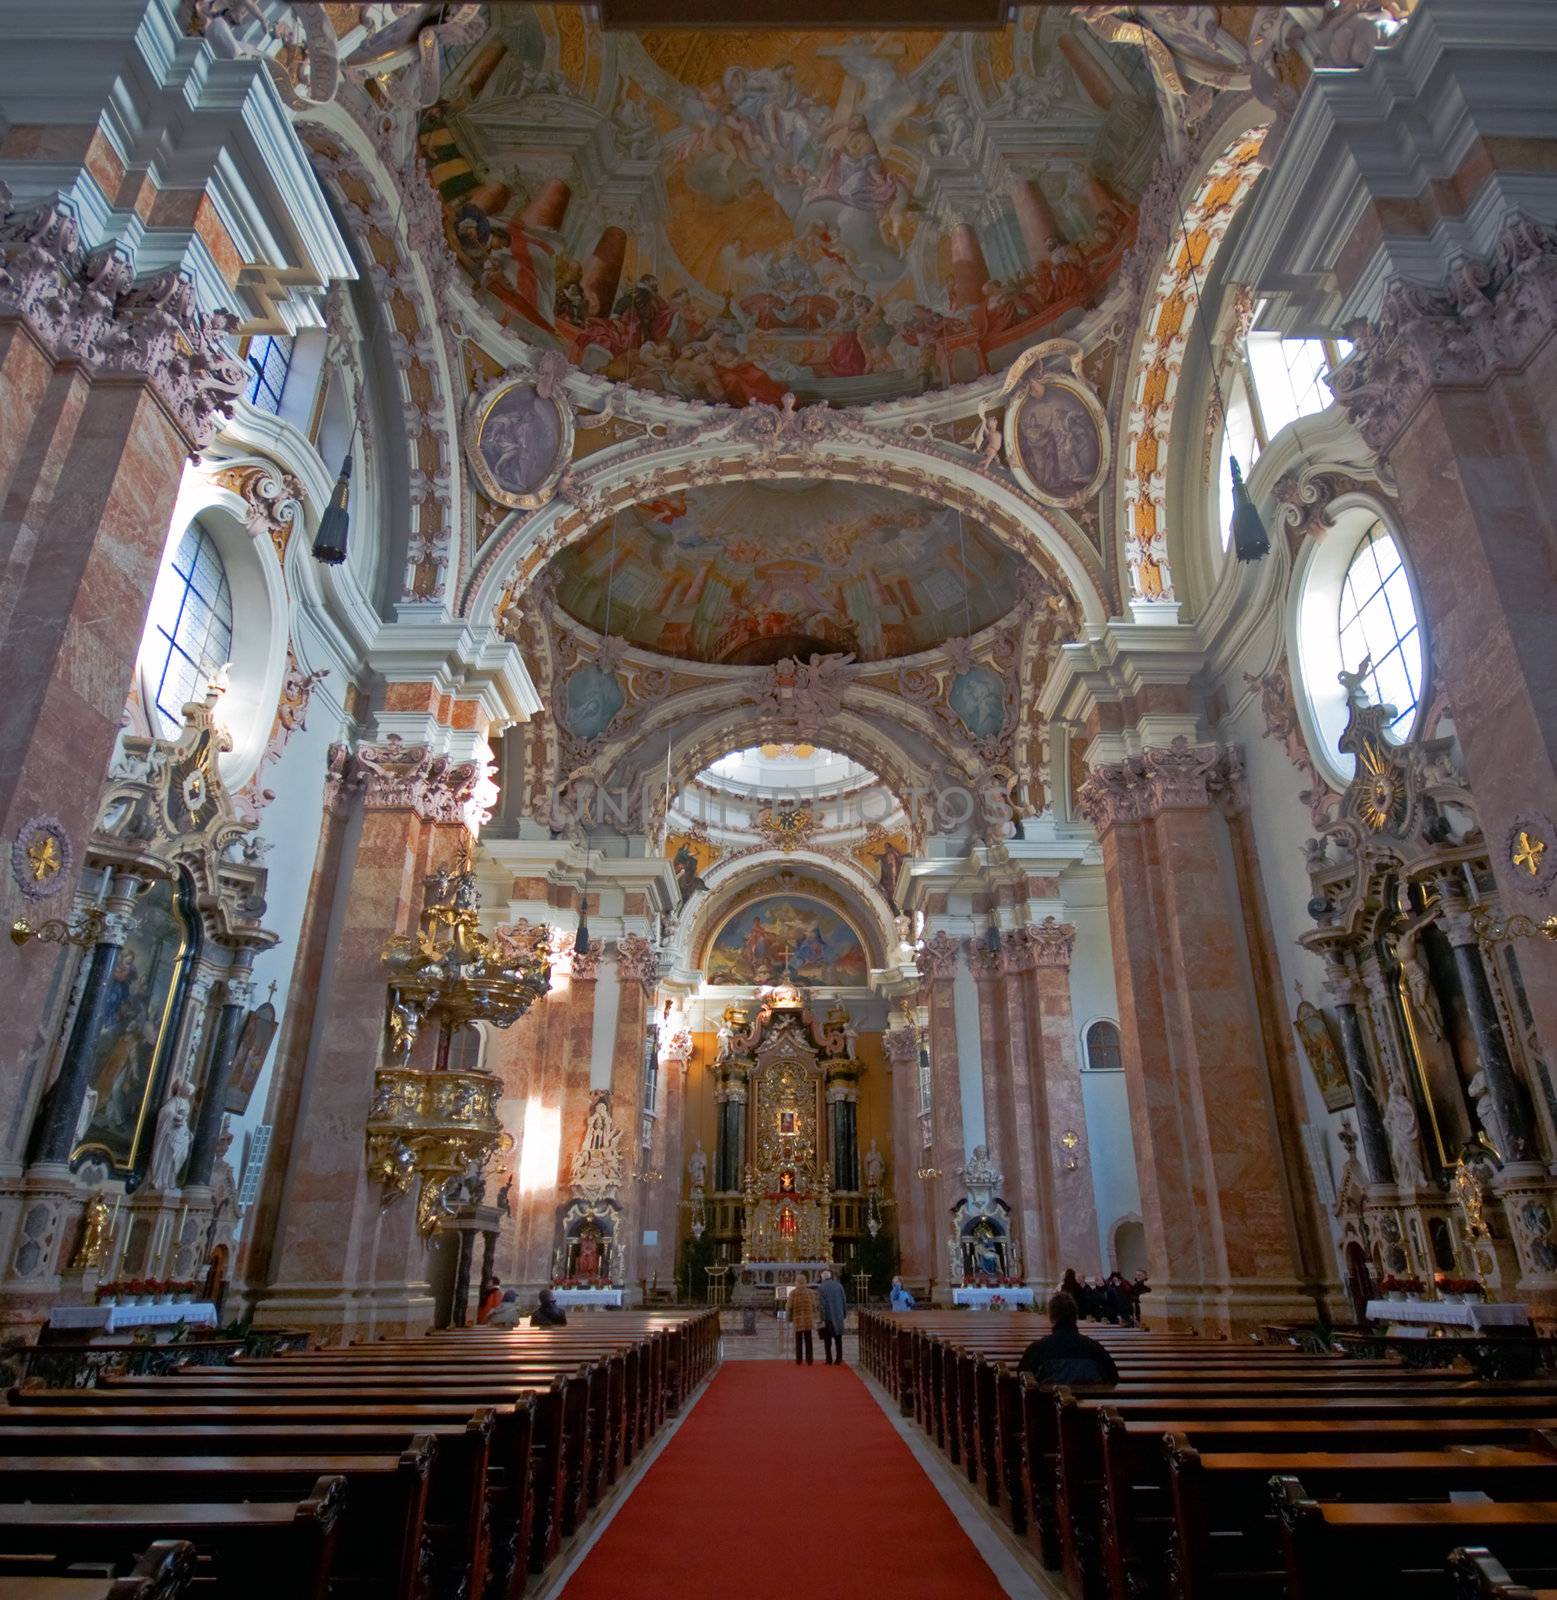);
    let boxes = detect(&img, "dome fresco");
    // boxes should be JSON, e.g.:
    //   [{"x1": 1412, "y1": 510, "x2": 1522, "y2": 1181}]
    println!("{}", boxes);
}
[
  {"x1": 421, "y1": 8, "x2": 1162, "y2": 405},
  {"x1": 547, "y1": 479, "x2": 1026, "y2": 664}
]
